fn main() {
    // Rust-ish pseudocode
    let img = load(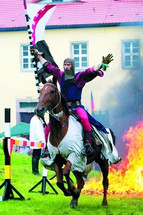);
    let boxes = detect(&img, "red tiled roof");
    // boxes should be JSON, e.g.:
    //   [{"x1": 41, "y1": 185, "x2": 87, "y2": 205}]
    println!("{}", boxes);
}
[
  {"x1": 0, "y1": 0, "x2": 143, "y2": 30},
  {"x1": 48, "y1": 0, "x2": 143, "y2": 26},
  {"x1": 0, "y1": 1, "x2": 26, "y2": 29}
]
